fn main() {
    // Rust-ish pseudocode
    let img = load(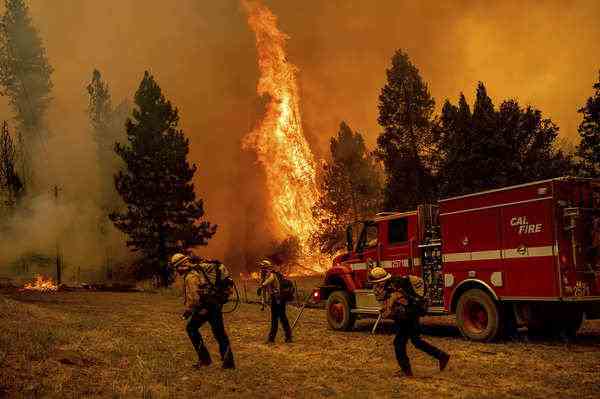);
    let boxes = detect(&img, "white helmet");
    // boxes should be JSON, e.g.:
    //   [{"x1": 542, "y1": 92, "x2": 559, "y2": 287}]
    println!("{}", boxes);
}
[
  {"x1": 259, "y1": 259, "x2": 273, "y2": 269},
  {"x1": 170, "y1": 253, "x2": 190, "y2": 269}
]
